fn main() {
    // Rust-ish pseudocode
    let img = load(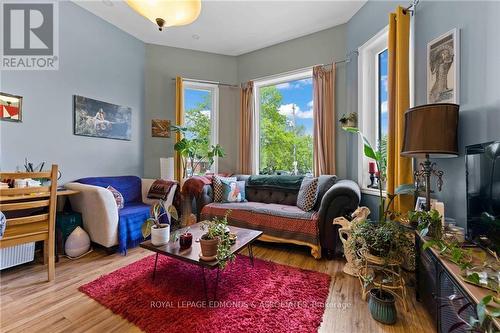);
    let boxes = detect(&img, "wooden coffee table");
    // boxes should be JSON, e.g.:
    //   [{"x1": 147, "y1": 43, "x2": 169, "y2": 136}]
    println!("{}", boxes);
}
[{"x1": 140, "y1": 222, "x2": 262, "y2": 301}]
